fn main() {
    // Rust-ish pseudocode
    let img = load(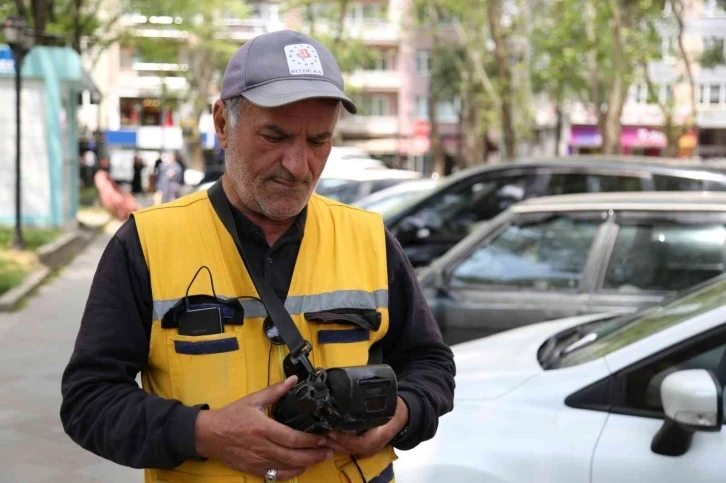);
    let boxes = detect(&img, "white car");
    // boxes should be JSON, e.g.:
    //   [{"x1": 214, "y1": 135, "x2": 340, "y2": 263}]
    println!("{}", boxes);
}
[
  {"x1": 353, "y1": 178, "x2": 439, "y2": 215},
  {"x1": 316, "y1": 167, "x2": 422, "y2": 204},
  {"x1": 395, "y1": 275, "x2": 726, "y2": 483}
]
